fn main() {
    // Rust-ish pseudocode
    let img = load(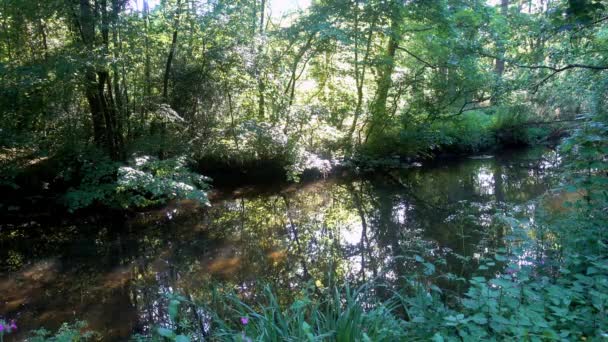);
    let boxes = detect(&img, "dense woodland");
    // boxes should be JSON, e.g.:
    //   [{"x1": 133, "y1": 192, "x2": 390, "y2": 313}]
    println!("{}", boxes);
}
[
  {"x1": 0, "y1": 0, "x2": 607, "y2": 340},
  {"x1": 0, "y1": 0, "x2": 605, "y2": 207}
]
